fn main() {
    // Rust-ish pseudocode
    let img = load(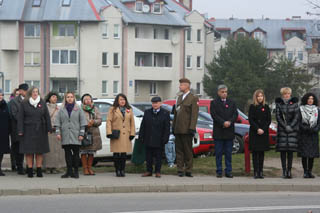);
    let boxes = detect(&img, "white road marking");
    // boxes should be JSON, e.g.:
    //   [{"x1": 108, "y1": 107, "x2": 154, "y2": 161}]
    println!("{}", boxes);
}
[{"x1": 117, "y1": 205, "x2": 320, "y2": 213}]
